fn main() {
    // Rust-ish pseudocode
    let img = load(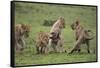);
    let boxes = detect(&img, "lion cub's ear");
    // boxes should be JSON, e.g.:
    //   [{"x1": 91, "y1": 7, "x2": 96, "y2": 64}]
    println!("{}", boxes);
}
[
  {"x1": 21, "y1": 24, "x2": 26, "y2": 29},
  {"x1": 21, "y1": 24, "x2": 31, "y2": 30}
]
